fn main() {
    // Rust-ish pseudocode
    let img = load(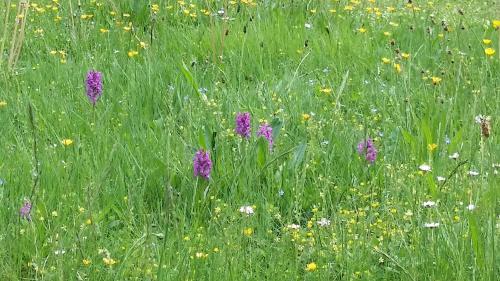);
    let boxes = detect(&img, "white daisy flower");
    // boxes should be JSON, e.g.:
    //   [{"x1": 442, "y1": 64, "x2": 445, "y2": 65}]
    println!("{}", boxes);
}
[
  {"x1": 419, "y1": 164, "x2": 432, "y2": 172},
  {"x1": 466, "y1": 204, "x2": 476, "y2": 211},
  {"x1": 317, "y1": 218, "x2": 331, "y2": 227},
  {"x1": 468, "y1": 171, "x2": 479, "y2": 176},
  {"x1": 423, "y1": 222, "x2": 440, "y2": 228},
  {"x1": 239, "y1": 205, "x2": 254, "y2": 215},
  {"x1": 422, "y1": 201, "x2": 437, "y2": 208}
]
